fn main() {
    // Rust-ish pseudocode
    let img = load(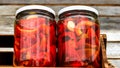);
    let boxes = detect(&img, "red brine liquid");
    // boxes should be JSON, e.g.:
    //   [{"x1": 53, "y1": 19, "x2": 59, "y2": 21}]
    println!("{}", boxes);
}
[
  {"x1": 14, "y1": 17, "x2": 56, "y2": 67},
  {"x1": 57, "y1": 16, "x2": 101, "y2": 68}
]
